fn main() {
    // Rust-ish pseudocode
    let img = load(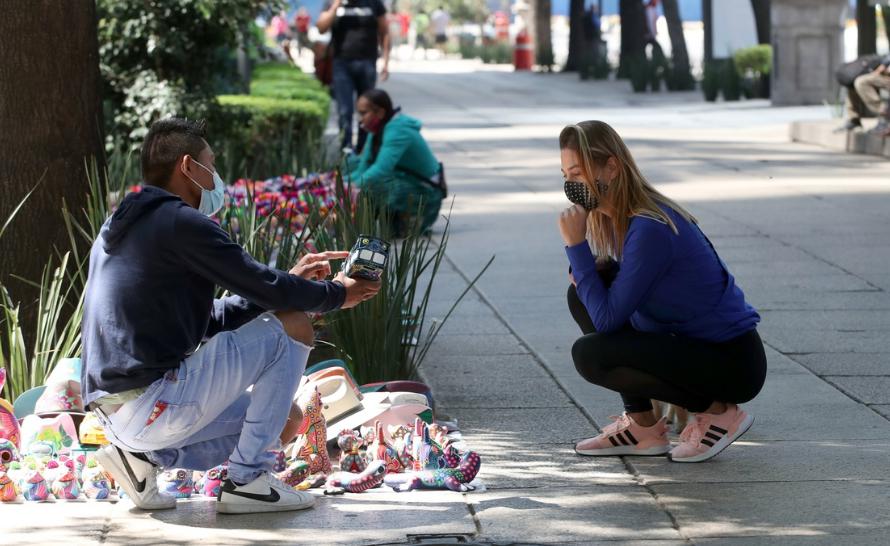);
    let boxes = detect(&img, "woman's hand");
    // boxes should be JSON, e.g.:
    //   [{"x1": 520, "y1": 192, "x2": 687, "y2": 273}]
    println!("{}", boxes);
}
[{"x1": 558, "y1": 204, "x2": 588, "y2": 247}]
